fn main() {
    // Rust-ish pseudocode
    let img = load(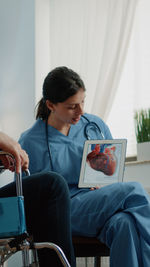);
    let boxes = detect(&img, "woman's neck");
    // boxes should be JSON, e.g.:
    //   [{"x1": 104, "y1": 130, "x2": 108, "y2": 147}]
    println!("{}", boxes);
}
[{"x1": 47, "y1": 115, "x2": 70, "y2": 136}]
